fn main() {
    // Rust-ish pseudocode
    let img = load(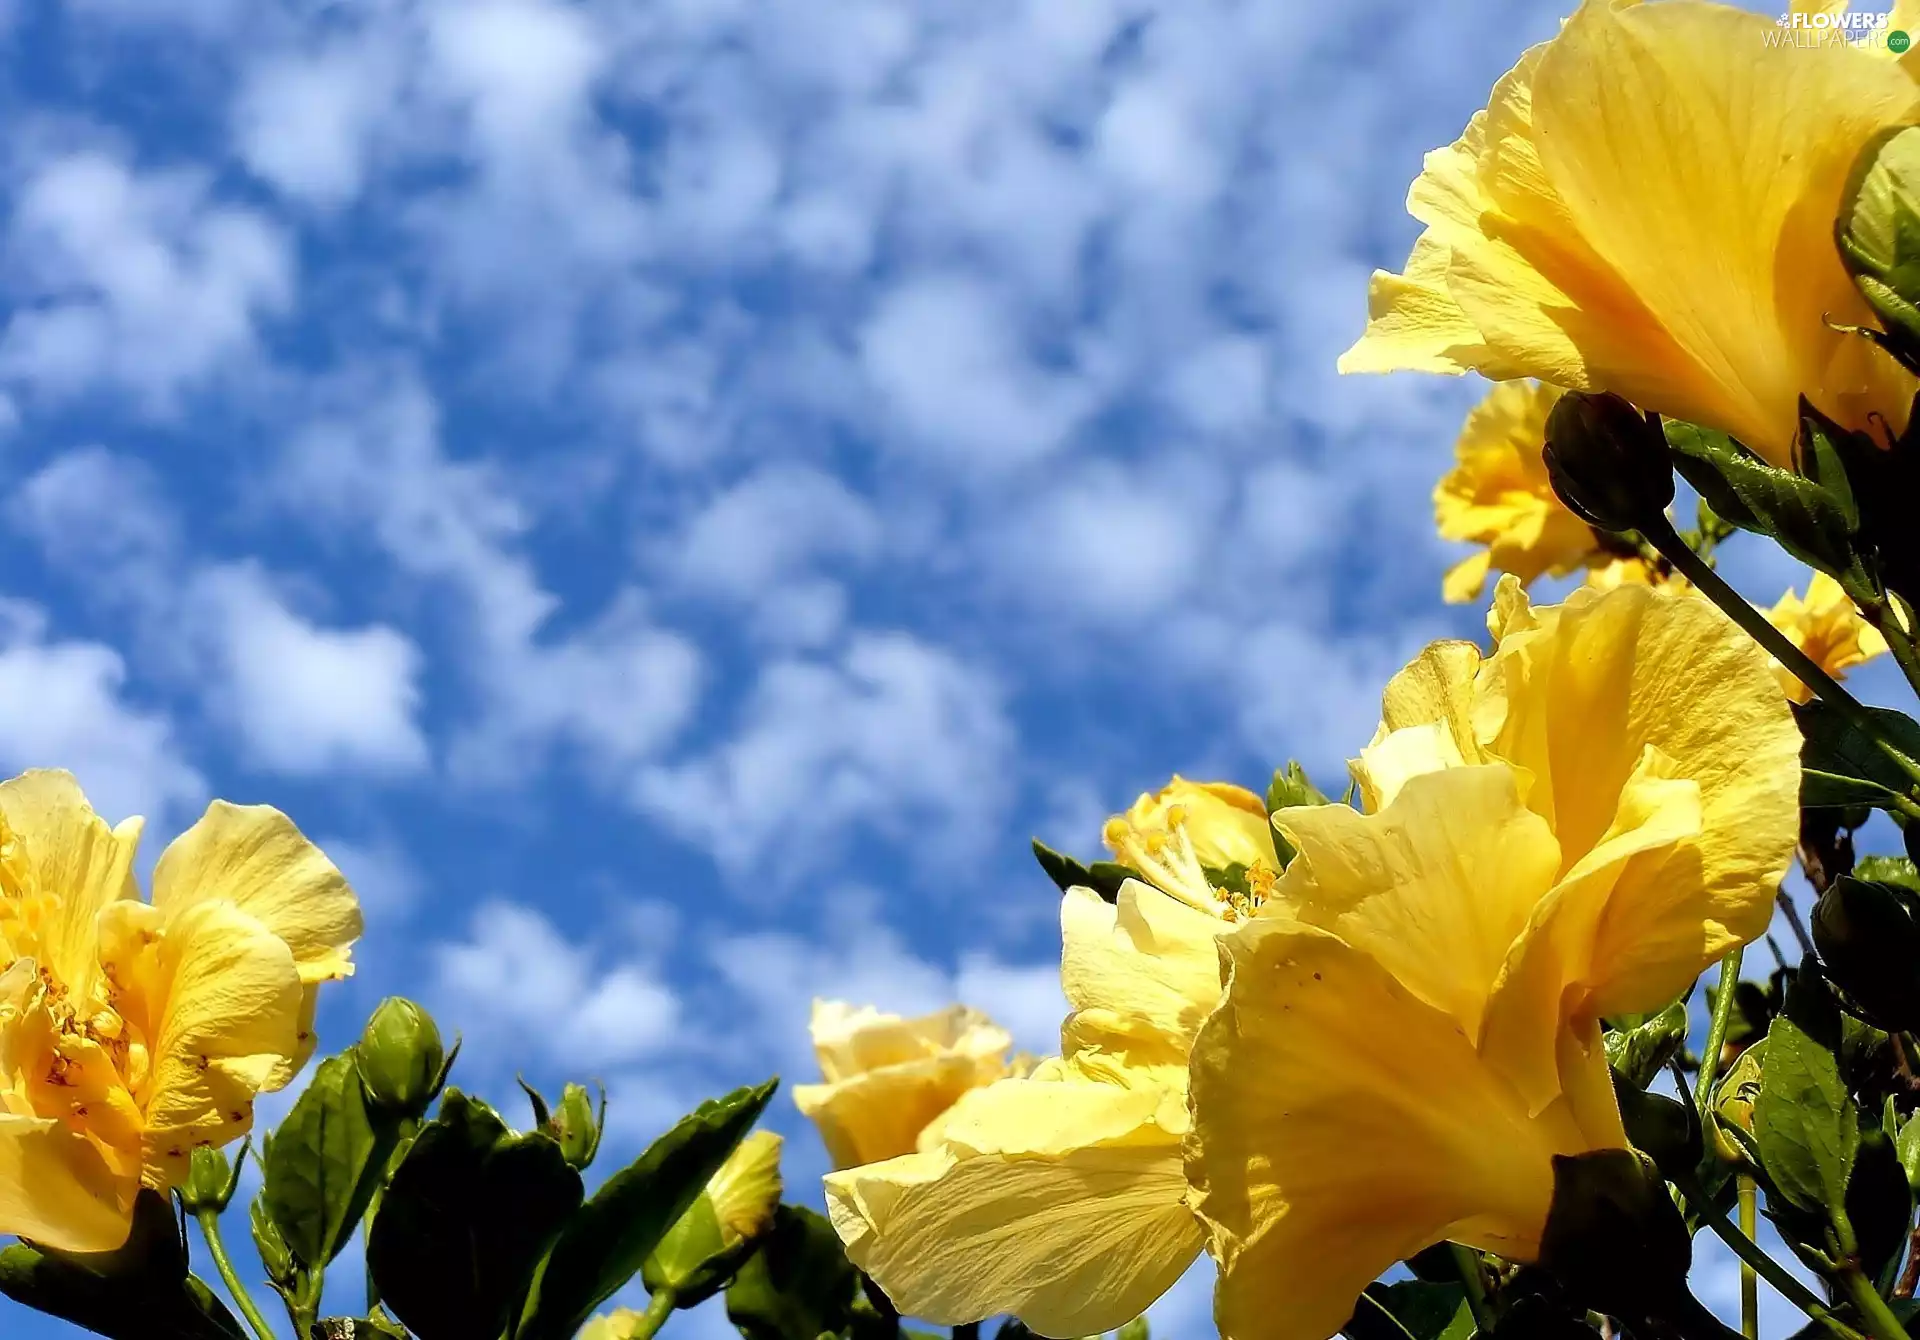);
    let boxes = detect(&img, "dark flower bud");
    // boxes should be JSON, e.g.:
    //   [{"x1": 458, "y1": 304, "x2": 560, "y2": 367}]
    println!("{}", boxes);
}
[{"x1": 1543, "y1": 392, "x2": 1676, "y2": 533}]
